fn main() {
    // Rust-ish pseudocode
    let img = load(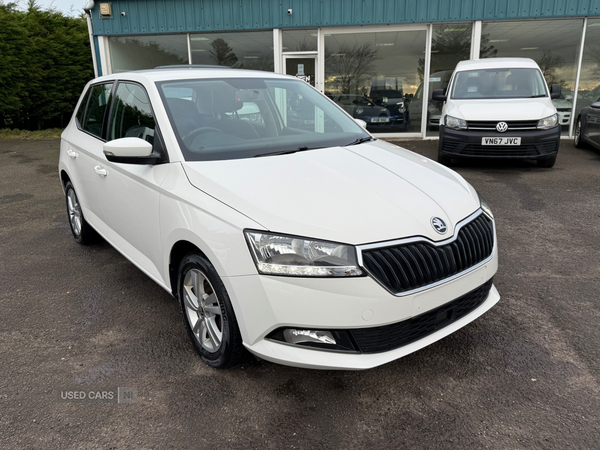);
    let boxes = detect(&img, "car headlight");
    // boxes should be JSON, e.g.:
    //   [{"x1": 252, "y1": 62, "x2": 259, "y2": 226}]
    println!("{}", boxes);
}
[
  {"x1": 478, "y1": 193, "x2": 494, "y2": 220},
  {"x1": 245, "y1": 231, "x2": 363, "y2": 277},
  {"x1": 537, "y1": 114, "x2": 558, "y2": 130},
  {"x1": 445, "y1": 115, "x2": 467, "y2": 130}
]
